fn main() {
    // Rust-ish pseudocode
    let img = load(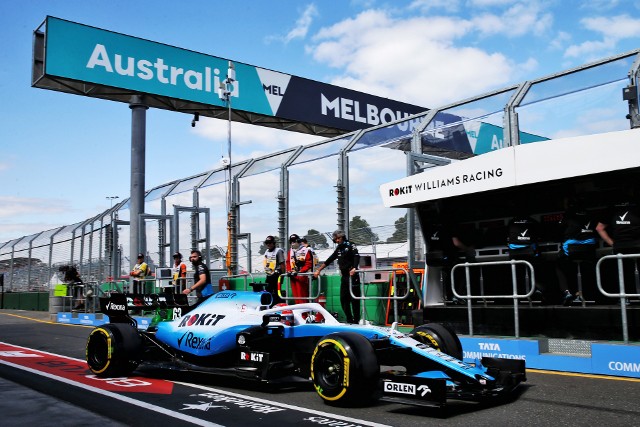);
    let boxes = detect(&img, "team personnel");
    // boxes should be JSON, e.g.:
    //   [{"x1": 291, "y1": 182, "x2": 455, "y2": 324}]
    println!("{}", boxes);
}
[
  {"x1": 556, "y1": 198, "x2": 597, "y2": 305},
  {"x1": 424, "y1": 216, "x2": 474, "y2": 304},
  {"x1": 182, "y1": 249, "x2": 214, "y2": 302},
  {"x1": 130, "y1": 252, "x2": 149, "y2": 294},
  {"x1": 171, "y1": 252, "x2": 188, "y2": 293},
  {"x1": 287, "y1": 233, "x2": 314, "y2": 304},
  {"x1": 507, "y1": 212, "x2": 544, "y2": 302},
  {"x1": 313, "y1": 230, "x2": 361, "y2": 324},
  {"x1": 264, "y1": 235, "x2": 286, "y2": 305},
  {"x1": 596, "y1": 191, "x2": 640, "y2": 301}
]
